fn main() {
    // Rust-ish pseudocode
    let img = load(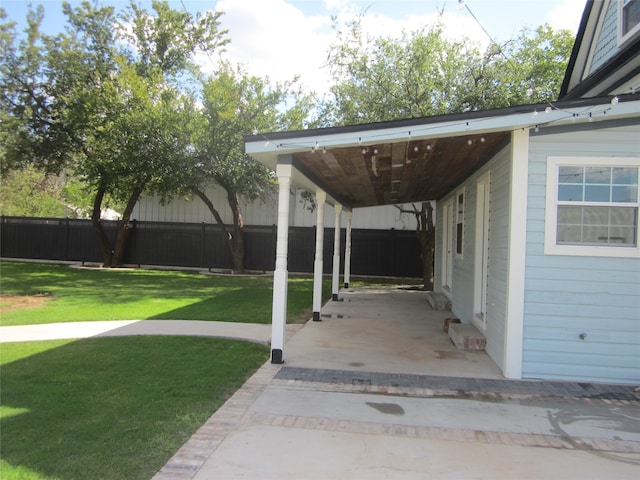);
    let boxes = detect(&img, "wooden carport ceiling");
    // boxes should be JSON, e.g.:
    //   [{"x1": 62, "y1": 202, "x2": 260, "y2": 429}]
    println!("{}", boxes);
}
[{"x1": 292, "y1": 131, "x2": 510, "y2": 208}]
